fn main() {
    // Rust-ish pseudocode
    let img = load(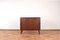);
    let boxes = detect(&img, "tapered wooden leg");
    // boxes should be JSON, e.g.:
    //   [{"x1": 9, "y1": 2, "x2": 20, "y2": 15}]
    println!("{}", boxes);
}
[
  {"x1": 21, "y1": 30, "x2": 23, "y2": 34},
  {"x1": 38, "y1": 30, "x2": 40, "y2": 34}
]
